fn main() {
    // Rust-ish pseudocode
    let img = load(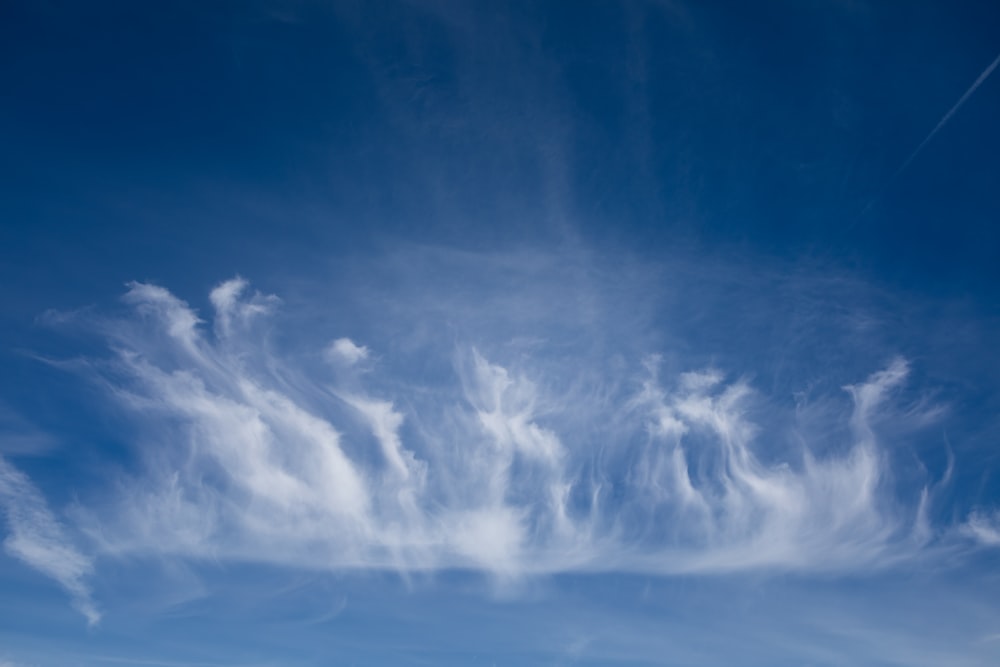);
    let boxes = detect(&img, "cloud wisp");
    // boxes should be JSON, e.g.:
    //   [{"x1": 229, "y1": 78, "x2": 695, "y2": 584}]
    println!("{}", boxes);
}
[
  {"x1": 49, "y1": 274, "x2": 984, "y2": 583},
  {"x1": 0, "y1": 456, "x2": 100, "y2": 625},
  {"x1": 963, "y1": 510, "x2": 1000, "y2": 546}
]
